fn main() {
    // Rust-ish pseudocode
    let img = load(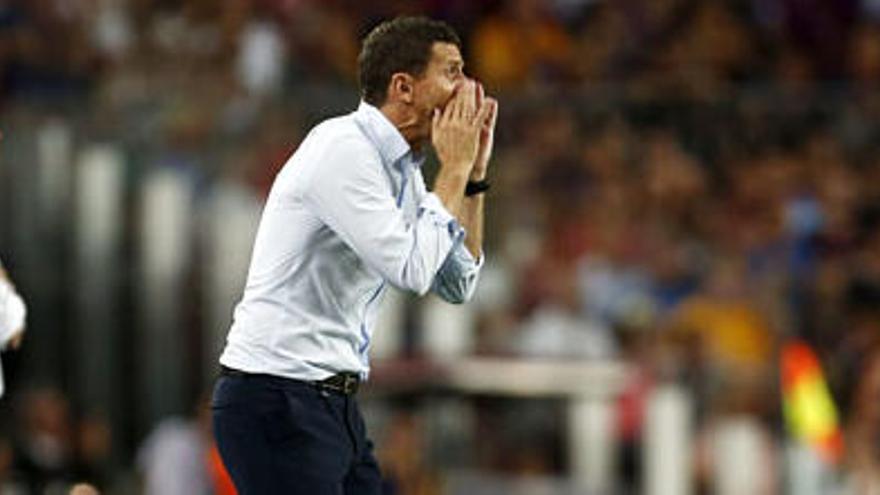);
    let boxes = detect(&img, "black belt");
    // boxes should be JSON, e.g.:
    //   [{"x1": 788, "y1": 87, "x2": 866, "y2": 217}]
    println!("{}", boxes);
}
[{"x1": 220, "y1": 365, "x2": 361, "y2": 395}]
